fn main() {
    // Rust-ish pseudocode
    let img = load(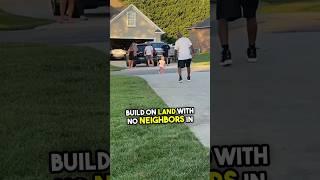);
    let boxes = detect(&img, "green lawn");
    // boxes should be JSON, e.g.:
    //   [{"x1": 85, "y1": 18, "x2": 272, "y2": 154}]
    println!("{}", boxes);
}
[
  {"x1": 260, "y1": 1, "x2": 320, "y2": 13},
  {"x1": 193, "y1": 53, "x2": 210, "y2": 69},
  {"x1": 193, "y1": 53, "x2": 210, "y2": 63},
  {"x1": 111, "y1": 75, "x2": 209, "y2": 179},
  {"x1": 110, "y1": 64, "x2": 125, "y2": 71},
  {"x1": 0, "y1": 9, "x2": 53, "y2": 30},
  {"x1": 0, "y1": 44, "x2": 108, "y2": 179}
]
